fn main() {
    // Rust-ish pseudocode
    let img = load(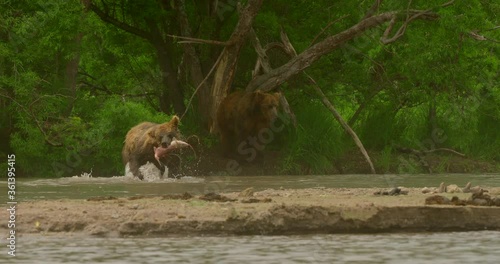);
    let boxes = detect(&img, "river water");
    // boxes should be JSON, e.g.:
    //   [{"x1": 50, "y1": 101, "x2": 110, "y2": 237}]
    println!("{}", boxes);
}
[
  {"x1": 6, "y1": 232, "x2": 500, "y2": 263},
  {"x1": 8, "y1": 173, "x2": 500, "y2": 201},
  {"x1": 3, "y1": 173, "x2": 500, "y2": 263}
]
